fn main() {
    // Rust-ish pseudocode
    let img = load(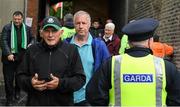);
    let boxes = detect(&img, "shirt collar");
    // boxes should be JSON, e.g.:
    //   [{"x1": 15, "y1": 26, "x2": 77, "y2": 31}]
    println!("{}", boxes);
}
[
  {"x1": 103, "y1": 35, "x2": 113, "y2": 42},
  {"x1": 70, "y1": 33, "x2": 93, "y2": 46}
]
